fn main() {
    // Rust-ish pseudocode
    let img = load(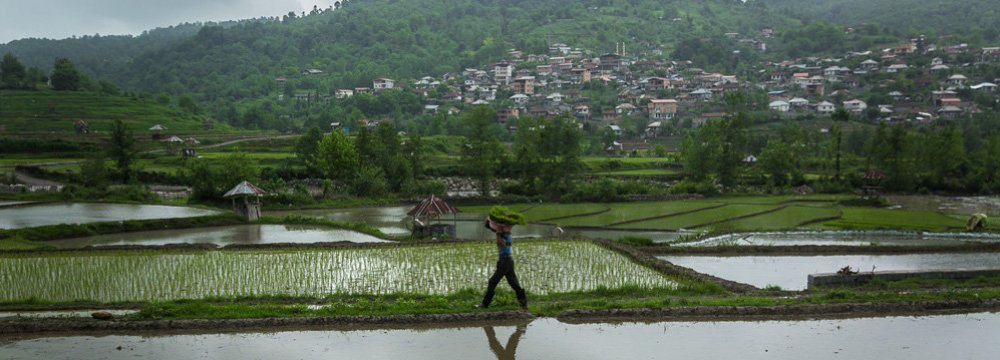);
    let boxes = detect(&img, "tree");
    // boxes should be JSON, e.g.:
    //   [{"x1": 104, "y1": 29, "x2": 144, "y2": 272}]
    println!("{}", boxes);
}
[
  {"x1": 1, "y1": 53, "x2": 26, "y2": 89},
  {"x1": 461, "y1": 106, "x2": 504, "y2": 197},
  {"x1": 759, "y1": 139, "x2": 794, "y2": 186},
  {"x1": 108, "y1": 120, "x2": 136, "y2": 183},
  {"x1": 315, "y1": 129, "x2": 358, "y2": 182},
  {"x1": 295, "y1": 127, "x2": 324, "y2": 175},
  {"x1": 537, "y1": 113, "x2": 582, "y2": 196},
  {"x1": 177, "y1": 94, "x2": 200, "y2": 114},
  {"x1": 50, "y1": 58, "x2": 82, "y2": 91},
  {"x1": 831, "y1": 108, "x2": 850, "y2": 180}
]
